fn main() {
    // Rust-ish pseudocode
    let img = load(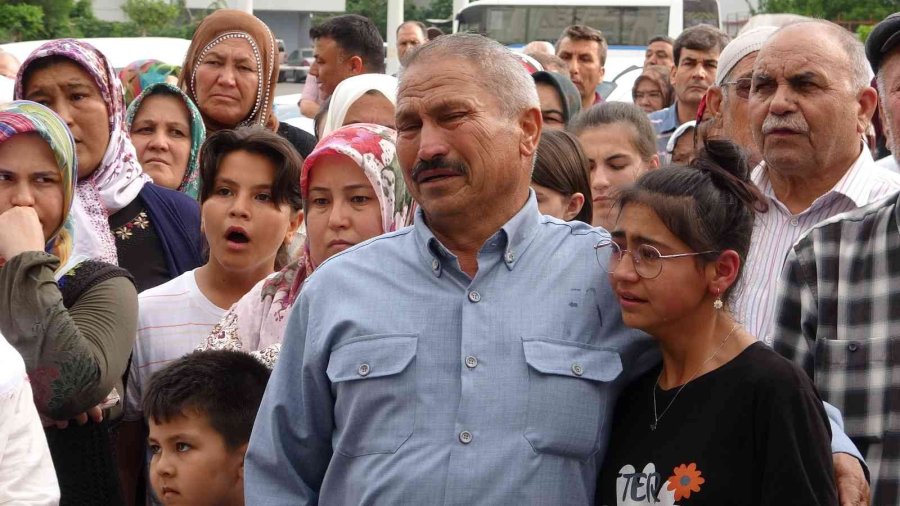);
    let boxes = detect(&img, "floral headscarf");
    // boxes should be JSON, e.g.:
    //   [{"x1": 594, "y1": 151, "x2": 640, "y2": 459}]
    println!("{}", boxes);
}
[
  {"x1": 0, "y1": 101, "x2": 78, "y2": 275},
  {"x1": 125, "y1": 82, "x2": 206, "y2": 199},
  {"x1": 15, "y1": 39, "x2": 150, "y2": 265},
  {"x1": 119, "y1": 59, "x2": 182, "y2": 107},
  {"x1": 179, "y1": 9, "x2": 279, "y2": 132},
  {"x1": 199, "y1": 124, "x2": 414, "y2": 367}
]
